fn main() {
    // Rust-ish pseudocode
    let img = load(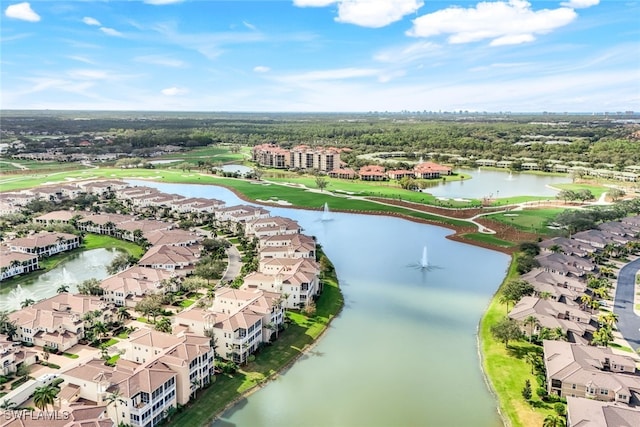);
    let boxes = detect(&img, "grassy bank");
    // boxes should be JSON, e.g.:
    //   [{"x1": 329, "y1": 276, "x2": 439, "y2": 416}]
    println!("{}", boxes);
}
[
  {"x1": 484, "y1": 208, "x2": 566, "y2": 236},
  {"x1": 480, "y1": 256, "x2": 554, "y2": 427},
  {"x1": 82, "y1": 234, "x2": 145, "y2": 258},
  {"x1": 167, "y1": 257, "x2": 344, "y2": 427}
]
